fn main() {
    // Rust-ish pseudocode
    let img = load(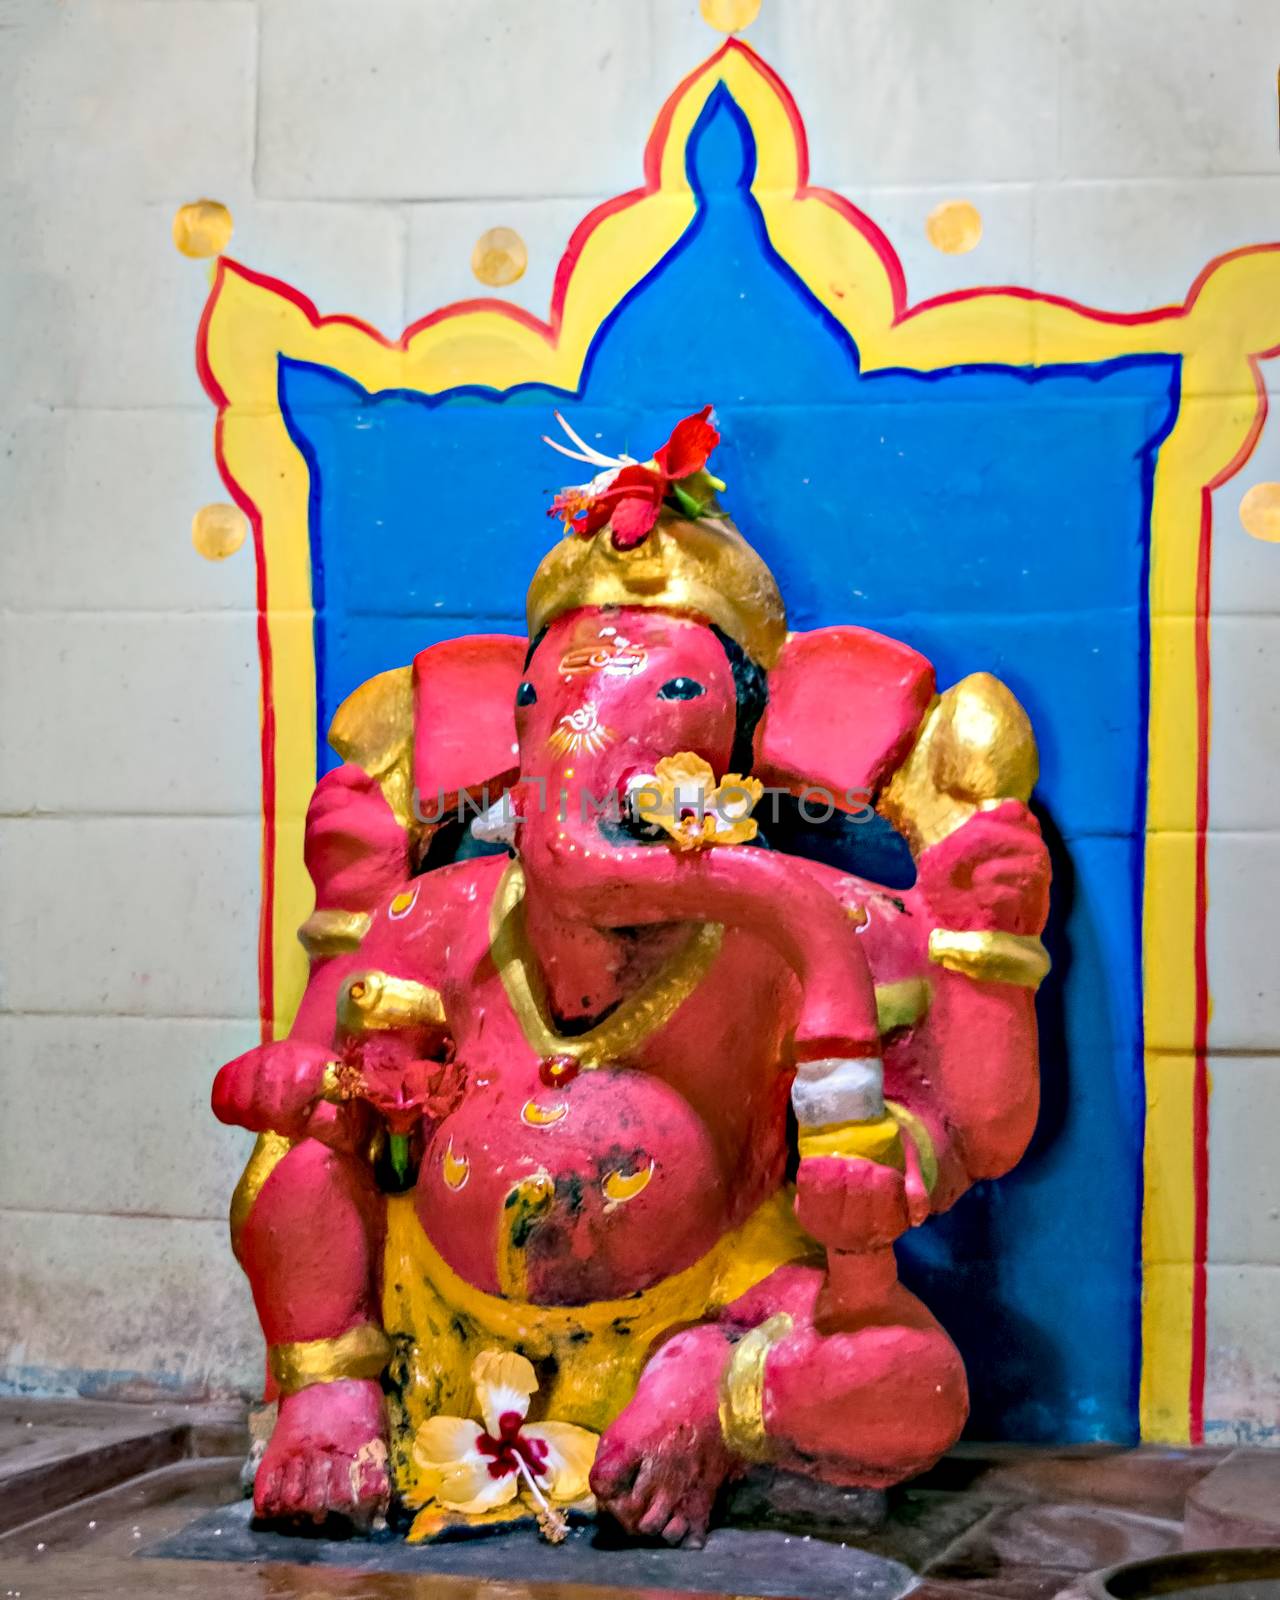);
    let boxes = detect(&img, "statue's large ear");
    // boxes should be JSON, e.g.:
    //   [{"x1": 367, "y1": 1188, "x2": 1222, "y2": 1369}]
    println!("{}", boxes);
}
[
  {"x1": 412, "y1": 635, "x2": 527, "y2": 808},
  {"x1": 753, "y1": 627, "x2": 935, "y2": 809}
]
